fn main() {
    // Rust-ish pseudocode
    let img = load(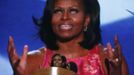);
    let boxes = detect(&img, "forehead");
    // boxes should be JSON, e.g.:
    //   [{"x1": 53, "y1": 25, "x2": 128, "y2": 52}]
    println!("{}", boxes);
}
[
  {"x1": 54, "y1": 0, "x2": 83, "y2": 7},
  {"x1": 54, "y1": 55, "x2": 61, "y2": 58}
]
